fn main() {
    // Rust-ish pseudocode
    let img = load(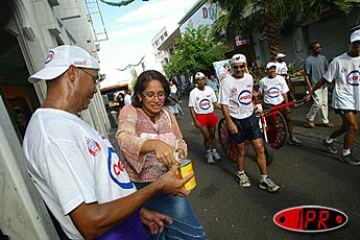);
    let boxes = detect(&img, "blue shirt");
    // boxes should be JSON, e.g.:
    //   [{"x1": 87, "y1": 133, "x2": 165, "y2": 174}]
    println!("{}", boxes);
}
[{"x1": 206, "y1": 79, "x2": 218, "y2": 92}]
